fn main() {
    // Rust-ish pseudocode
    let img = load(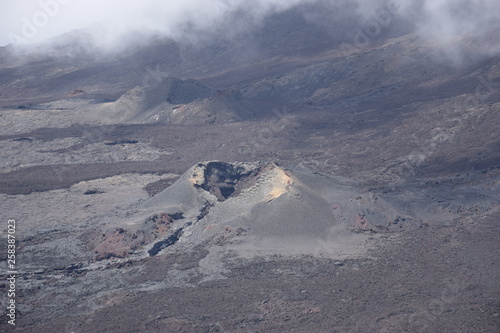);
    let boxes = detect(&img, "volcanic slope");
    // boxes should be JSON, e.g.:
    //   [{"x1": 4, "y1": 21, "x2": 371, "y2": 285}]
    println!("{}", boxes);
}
[
  {"x1": 6, "y1": 161, "x2": 498, "y2": 332},
  {"x1": 0, "y1": 2, "x2": 499, "y2": 332}
]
